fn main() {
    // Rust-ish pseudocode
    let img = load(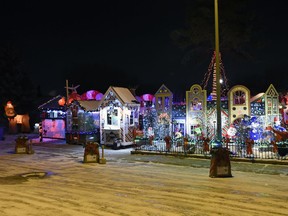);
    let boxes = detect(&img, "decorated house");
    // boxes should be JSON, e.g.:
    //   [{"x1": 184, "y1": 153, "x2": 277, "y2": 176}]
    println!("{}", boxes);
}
[
  {"x1": 36, "y1": 80, "x2": 284, "y2": 146},
  {"x1": 154, "y1": 84, "x2": 173, "y2": 138},
  {"x1": 137, "y1": 82, "x2": 283, "y2": 143},
  {"x1": 38, "y1": 95, "x2": 66, "y2": 139},
  {"x1": 66, "y1": 100, "x2": 101, "y2": 144},
  {"x1": 98, "y1": 86, "x2": 141, "y2": 146},
  {"x1": 186, "y1": 84, "x2": 208, "y2": 139}
]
